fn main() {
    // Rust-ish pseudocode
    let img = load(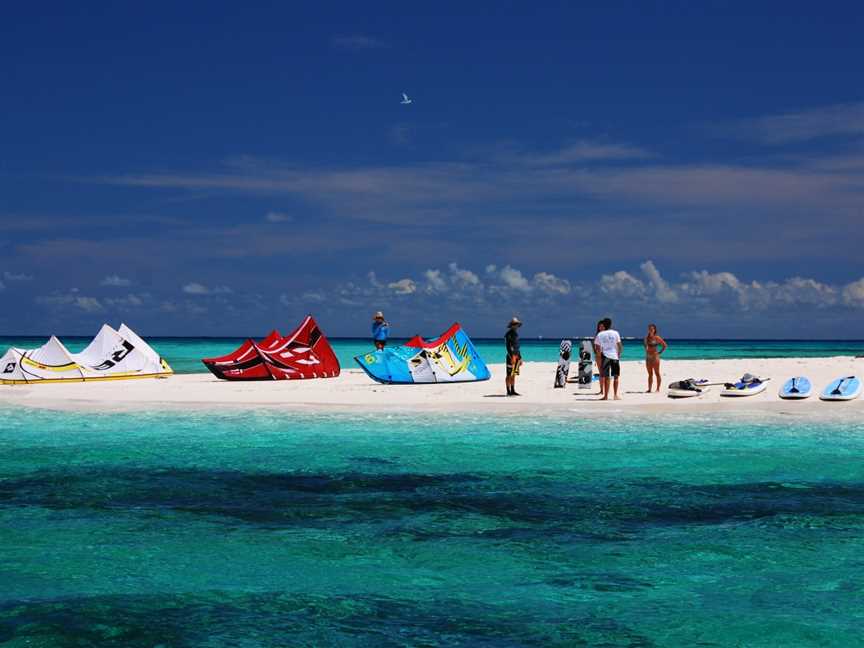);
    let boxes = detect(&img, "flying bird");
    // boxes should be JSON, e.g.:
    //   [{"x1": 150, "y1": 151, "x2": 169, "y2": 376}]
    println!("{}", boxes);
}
[{"x1": 401, "y1": 92, "x2": 412, "y2": 105}]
